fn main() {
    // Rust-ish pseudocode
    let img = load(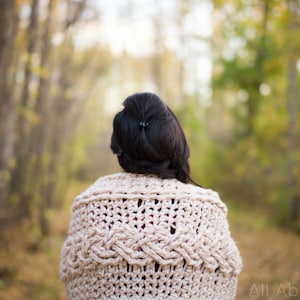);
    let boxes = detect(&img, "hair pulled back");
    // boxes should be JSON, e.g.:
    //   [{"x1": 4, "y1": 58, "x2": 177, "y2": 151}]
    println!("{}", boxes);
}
[{"x1": 110, "y1": 93, "x2": 192, "y2": 183}]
